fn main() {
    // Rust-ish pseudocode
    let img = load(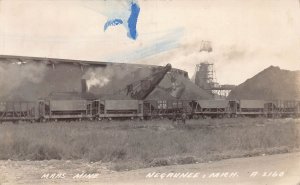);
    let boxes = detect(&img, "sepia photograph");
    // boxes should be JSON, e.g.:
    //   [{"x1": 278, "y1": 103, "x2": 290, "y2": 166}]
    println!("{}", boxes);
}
[{"x1": 0, "y1": 0, "x2": 300, "y2": 184}]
